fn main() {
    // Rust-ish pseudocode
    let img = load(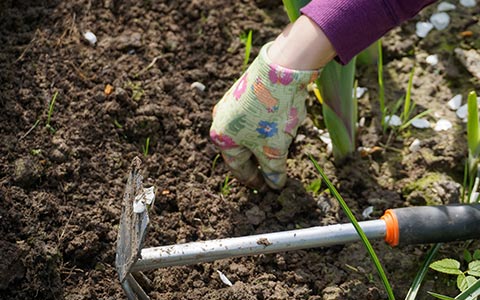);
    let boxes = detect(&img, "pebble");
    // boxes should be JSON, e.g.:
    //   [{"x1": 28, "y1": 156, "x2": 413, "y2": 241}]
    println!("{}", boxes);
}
[
  {"x1": 456, "y1": 104, "x2": 468, "y2": 119},
  {"x1": 426, "y1": 54, "x2": 439, "y2": 66},
  {"x1": 430, "y1": 12, "x2": 450, "y2": 30},
  {"x1": 434, "y1": 119, "x2": 452, "y2": 131},
  {"x1": 460, "y1": 0, "x2": 477, "y2": 7},
  {"x1": 447, "y1": 94, "x2": 462, "y2": 110},
  {"x1": 190, "y1": 81, "x2": 206, "y2": 91},
  {"x1": 409, "y1": 138, "x2": 422, "y2": 152},
  {"x1": 416, "y1": 22, "x2": 434, "y2": 38},
  {"x1": 385, "y1": 115, "x2": 402, "y2": 127},
  {"x1": 362, "y1": 206, "x2": 374, "y2": 219},
  {"x1": 437, "y1": 1, "x2": 456, "y2": 11},
  {"x1": 83, "y1": 31, "x2": 97, "y2": 46},
  {"x1": 411, "y1": 118, "x2": 431, "y2": 128}
]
